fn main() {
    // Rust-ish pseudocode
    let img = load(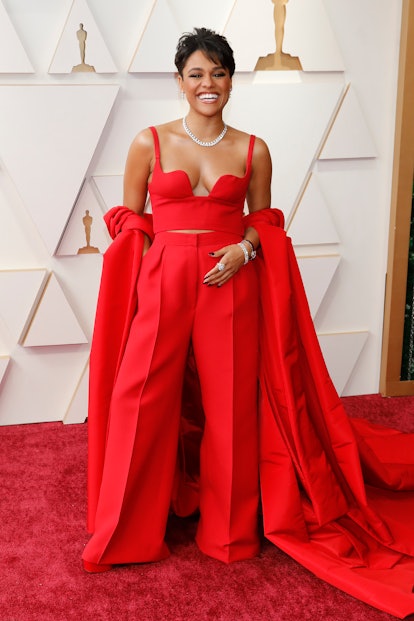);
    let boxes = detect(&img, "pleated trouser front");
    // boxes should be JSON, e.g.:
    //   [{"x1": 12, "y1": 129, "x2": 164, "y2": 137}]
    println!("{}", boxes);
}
[{"x1": 82, "y1": 231, "x2": 260, "y2": 565}]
